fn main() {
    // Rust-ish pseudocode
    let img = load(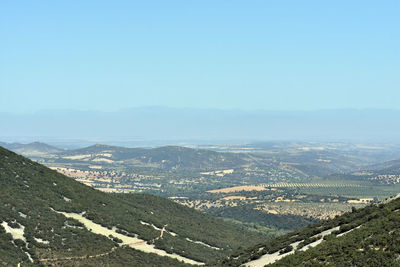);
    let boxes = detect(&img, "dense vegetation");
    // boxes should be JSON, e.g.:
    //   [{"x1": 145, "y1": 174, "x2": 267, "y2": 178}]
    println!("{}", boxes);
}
[
  {"x1": 208, "y1": 205, "x2": 316, "y2": 230},
  {"x1": 0, "y1": 146, "x2": 265, "y2": 266},
  {"x1": 220, "y1": 194, "x2": 400, "y2": 266}
]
